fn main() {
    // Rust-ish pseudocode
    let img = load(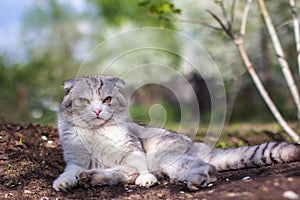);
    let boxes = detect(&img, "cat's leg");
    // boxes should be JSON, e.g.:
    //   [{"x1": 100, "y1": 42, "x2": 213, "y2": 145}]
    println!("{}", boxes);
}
[
  {"x1": 77, "y1": 167, "x2": 128, "y2": 187},
  {"x1": 124, "y1": 151, "x2": 158, "y2": 187},
  {"x1": 53, "y1": 164, "x2": 84, "y2": 191},
  {"x1": 155, "y1": 154, "x2": 217, "y2": 191},
  {"x1": 186, "y1": 163, "x2": 217, "y2": 190}
]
